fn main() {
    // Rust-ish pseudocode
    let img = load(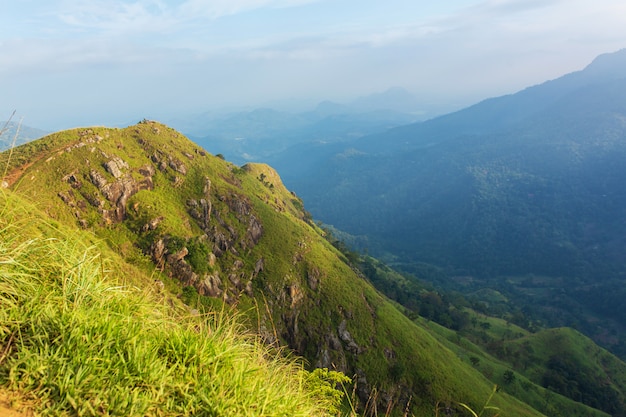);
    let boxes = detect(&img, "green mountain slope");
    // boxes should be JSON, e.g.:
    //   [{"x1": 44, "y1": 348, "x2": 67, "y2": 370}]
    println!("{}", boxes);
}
[
  {"x1": 9, "y1": 119, "x2": 626, "y2": 416},
  {"x1": 1, "y1": 121, "x2": 548, "y2": 416},
  {"x1": 354, "y1": 255, "x2": 626, "y2": 416},
  {"x1": 0, "y1": 189, "x2": 346, "y2": 416}
]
